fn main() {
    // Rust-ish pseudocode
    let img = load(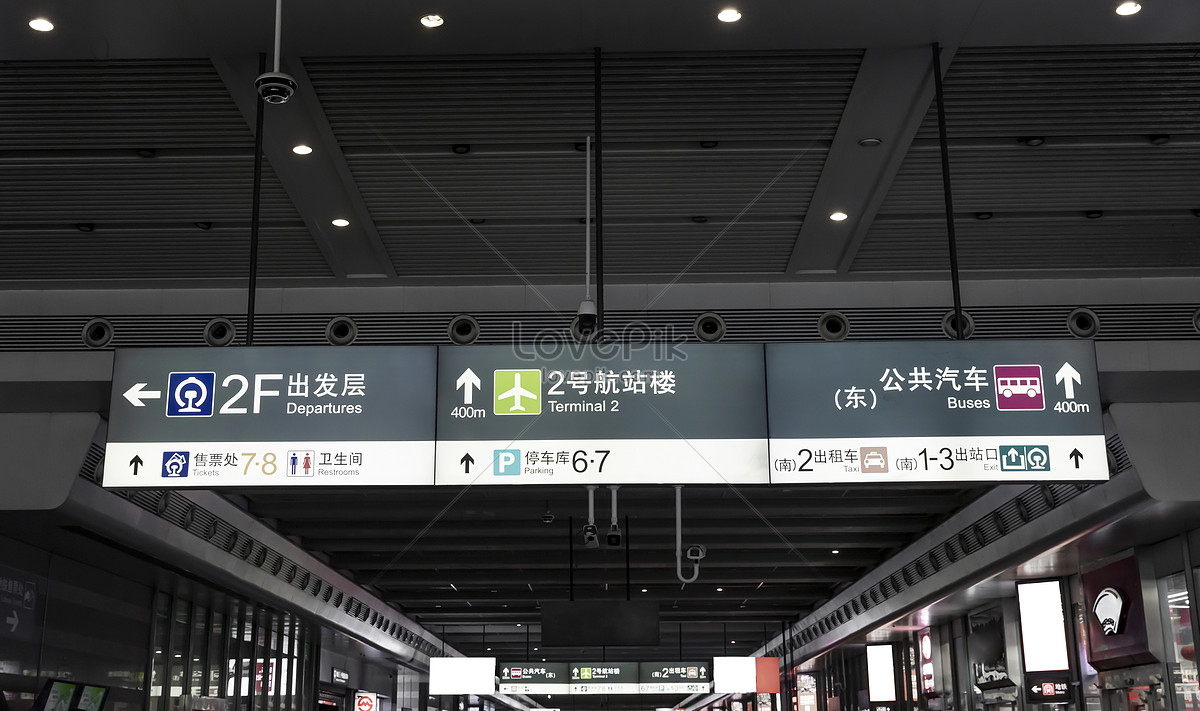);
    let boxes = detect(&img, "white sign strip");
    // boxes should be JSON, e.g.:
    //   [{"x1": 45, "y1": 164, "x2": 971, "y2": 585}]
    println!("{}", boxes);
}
[
  {"x1": 434, "y1": 438, "x2": 768, "y2": 485},
  {"x1": 570, "y1": 683, "x2": 641, "y2": 695},
  {"x1": 498, "y1": 683, "x2": 571, "y2": 694},
  {"x1": 638, "y1": 683, "x2": 713, "y2": 694},
  {"x1": 103, "y1": 441, "x2": 435, "y2": 487},
  {"x1": 770, "y1": 434, "x2": 1108, "y2": 484}
]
